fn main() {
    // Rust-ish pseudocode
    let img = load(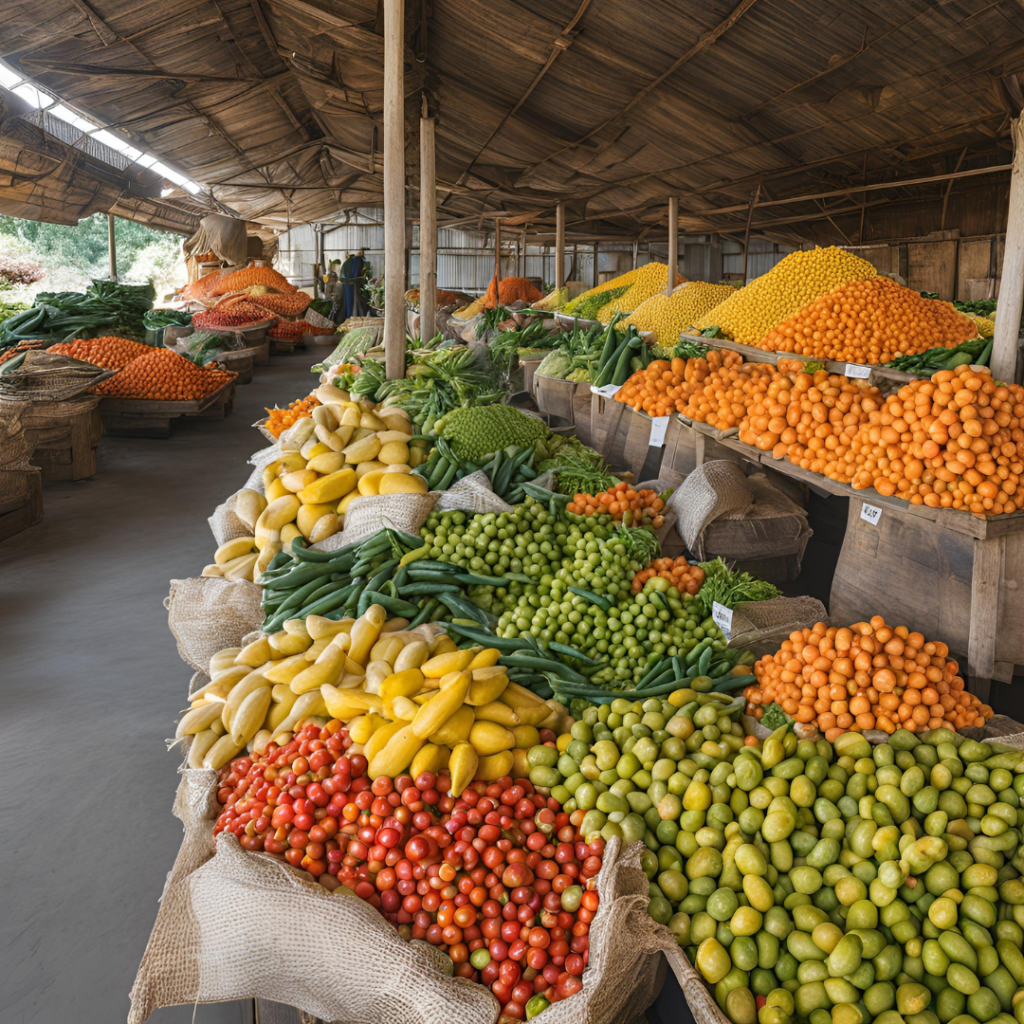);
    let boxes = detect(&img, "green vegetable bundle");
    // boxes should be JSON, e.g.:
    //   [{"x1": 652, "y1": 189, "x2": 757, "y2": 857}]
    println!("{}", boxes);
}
[
  {"x1": 886, "y1": 336, "x2": 992, "y2": 374},
  {"x1": 697, "y1": 557, "x2": 779, "y2": 609},
  {"x1": 592, "y1": 318, "x2": 652, "y2": 388},
  {"x1": 317, "y1": 326, "x2": 379, "y2": 372},
  {"x1": 142, "y1": 308, "x2": 193, "y2": 330},
  {"x1": 563, "y1": 284, "x2": 630, "y2": 321},
  {"x1": 436, "y1": 403, "x2": 548, "y2": 461},
  {"x1": 413, "y1": 439, "x2": 539, "y2": 500}
]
